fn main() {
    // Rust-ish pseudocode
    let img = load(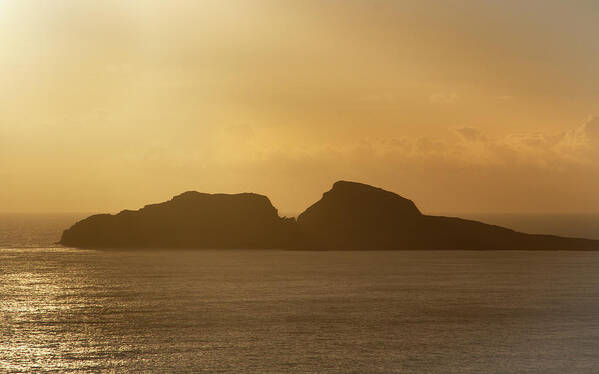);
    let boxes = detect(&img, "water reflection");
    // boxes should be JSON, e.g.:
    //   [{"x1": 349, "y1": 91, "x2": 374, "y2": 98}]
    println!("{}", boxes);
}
[{"x1": 2, "y1": 248, "x2": 599, "y2": 373}]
